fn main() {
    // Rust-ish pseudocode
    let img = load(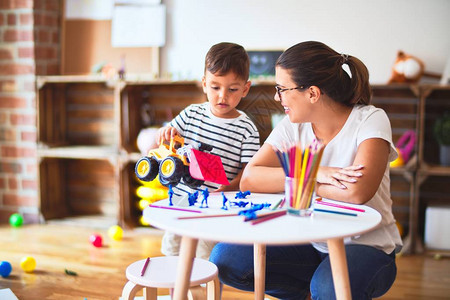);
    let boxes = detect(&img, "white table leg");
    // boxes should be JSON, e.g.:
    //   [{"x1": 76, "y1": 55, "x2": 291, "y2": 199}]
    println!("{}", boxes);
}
[
  {"x1": 327, "y1": 238, "x2": 352, "y2": 300},
  {"x1": 254, "y1": 243, "x2": 266, "y2": 300},
  {"x1": 173, "y1": 236, "x2": 198, "y2": 300}
]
